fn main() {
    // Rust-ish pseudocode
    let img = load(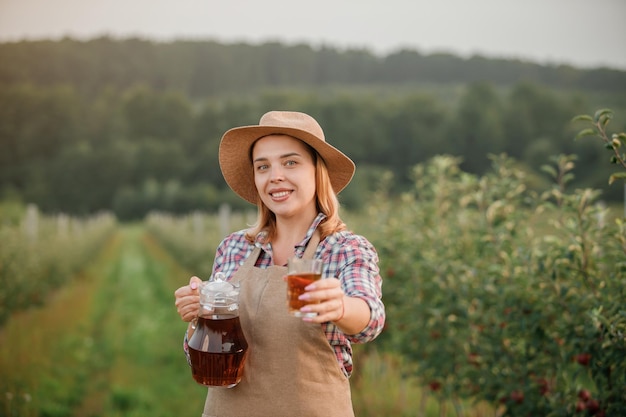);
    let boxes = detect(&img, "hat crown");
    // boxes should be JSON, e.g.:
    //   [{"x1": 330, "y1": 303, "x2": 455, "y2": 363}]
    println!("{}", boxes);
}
[{"x1": 260, "y1": 111, "x2": 325, "y2": 141}]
